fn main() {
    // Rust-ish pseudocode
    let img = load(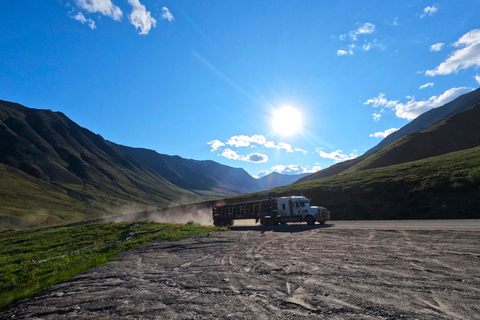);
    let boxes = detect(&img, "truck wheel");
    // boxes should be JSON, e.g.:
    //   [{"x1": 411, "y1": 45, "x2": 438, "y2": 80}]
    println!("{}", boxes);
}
[
  {"x1": 228, "y1": 220, "x2": 234, "y2": 226},
  {"x1": 318, "y1": 221, "x2": 326, "y2": 225},
  {"x1": 305, "y1": 215, "x2": 315, "y2": 225}
]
